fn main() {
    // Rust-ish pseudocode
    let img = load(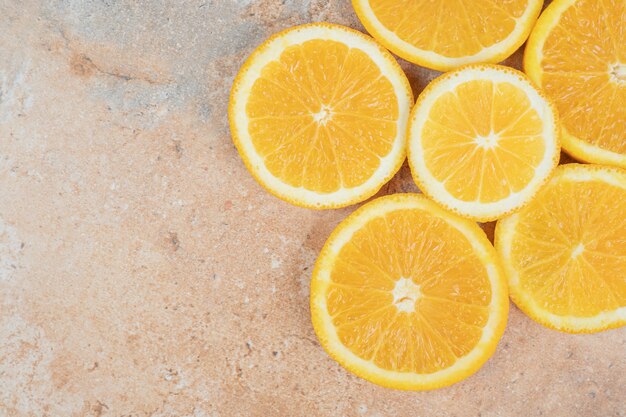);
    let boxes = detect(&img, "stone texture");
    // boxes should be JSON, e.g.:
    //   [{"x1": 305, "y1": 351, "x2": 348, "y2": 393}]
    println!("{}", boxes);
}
[{"x1": 0, "y1": 1, "x2": 623, "y2": 416}]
